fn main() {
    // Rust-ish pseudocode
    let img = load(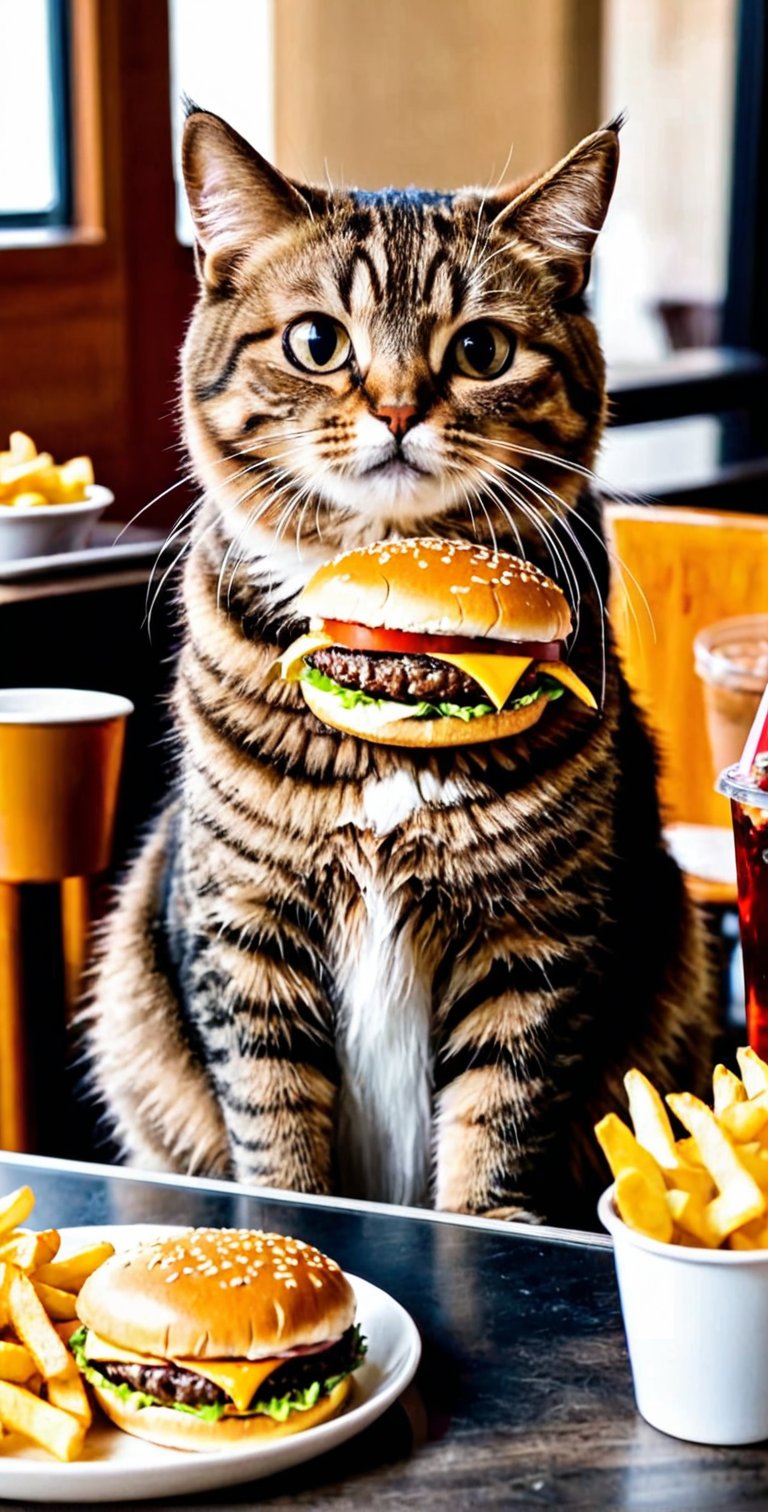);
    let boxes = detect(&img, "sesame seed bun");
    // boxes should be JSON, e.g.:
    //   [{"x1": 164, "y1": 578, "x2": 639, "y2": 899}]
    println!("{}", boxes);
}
[
  {"x1": 89, "y1": 1375, "x2": 352, "y2": 1453},
  {"x1": 76, "y1": 1229, "x2": 356, "y2": 1361},
  {"x1": 300, "y1": 677, "x2": 548, "y2": 747},
  {"x1": 297, "y1": 538, "x2": 571, "y2": 644}
]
